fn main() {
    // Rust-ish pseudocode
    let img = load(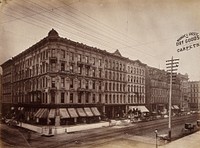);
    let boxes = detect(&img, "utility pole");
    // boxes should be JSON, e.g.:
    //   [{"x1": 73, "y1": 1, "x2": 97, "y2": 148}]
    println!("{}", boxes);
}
[{"x1": 166, "y1": 57, "x2": 179, "y2": 140}]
